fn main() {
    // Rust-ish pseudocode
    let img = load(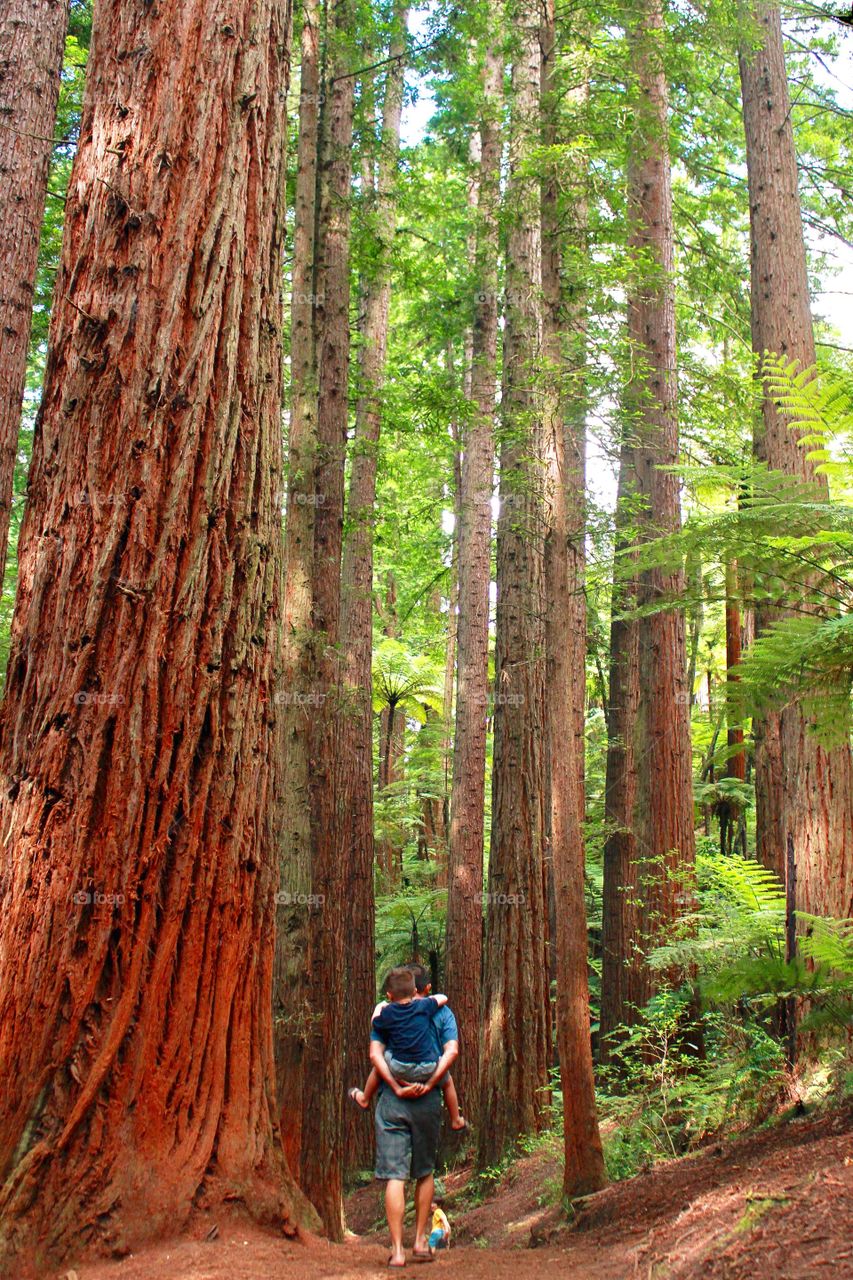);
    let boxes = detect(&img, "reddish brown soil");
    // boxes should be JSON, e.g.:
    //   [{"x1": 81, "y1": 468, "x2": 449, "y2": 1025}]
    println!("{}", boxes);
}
[{"x1": 62, "y1": 1104, "x2": 853, "y2": 1280}]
